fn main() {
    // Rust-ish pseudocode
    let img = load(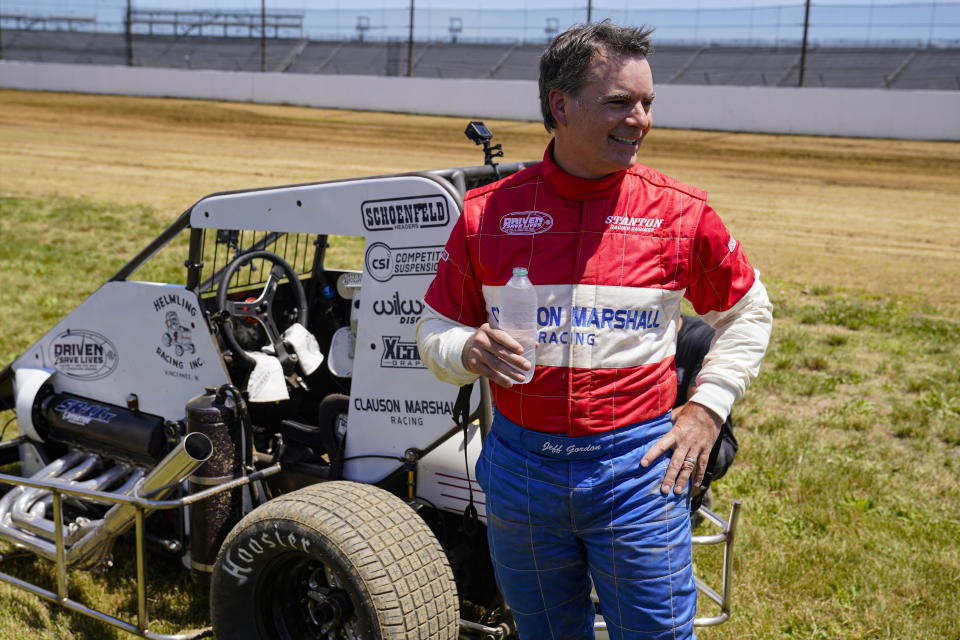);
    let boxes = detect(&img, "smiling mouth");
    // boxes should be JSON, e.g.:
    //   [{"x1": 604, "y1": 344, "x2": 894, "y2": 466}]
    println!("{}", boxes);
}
[{"x1": 609, "y1": 134, "x2": 639, "y2": 146}]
